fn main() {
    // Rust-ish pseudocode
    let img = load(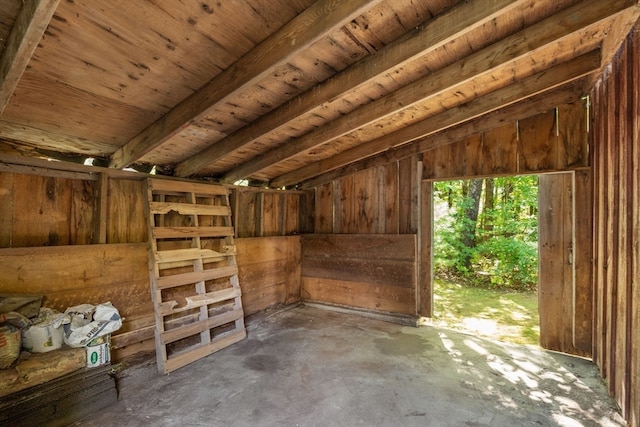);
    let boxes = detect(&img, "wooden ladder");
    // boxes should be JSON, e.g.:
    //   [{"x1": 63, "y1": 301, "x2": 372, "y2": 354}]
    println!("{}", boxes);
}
[{"x1": 144, "y1": 178, "x2": 246, "y2": 374}]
